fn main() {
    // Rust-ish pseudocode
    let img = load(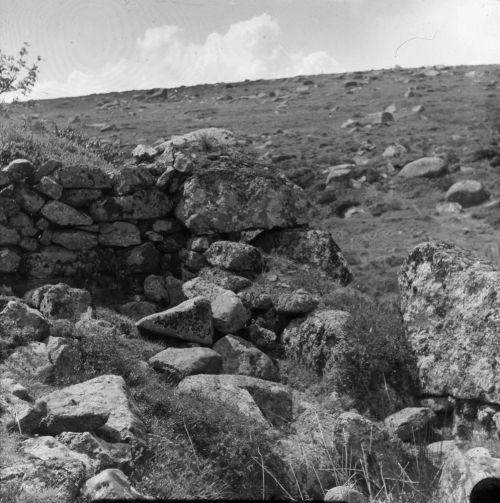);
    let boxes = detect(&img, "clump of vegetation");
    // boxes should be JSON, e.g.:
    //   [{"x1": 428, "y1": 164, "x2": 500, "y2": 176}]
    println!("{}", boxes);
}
[{"x1": 132, "y1": 380, "x2": 290, "y2": 500}]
